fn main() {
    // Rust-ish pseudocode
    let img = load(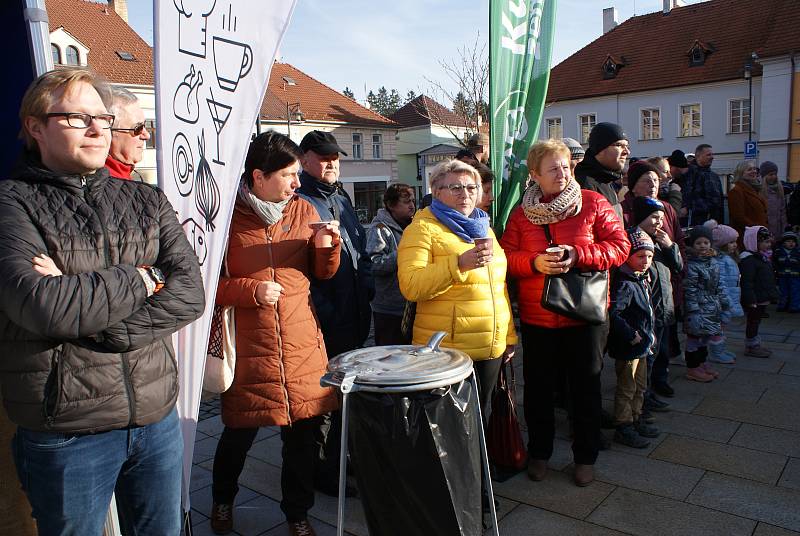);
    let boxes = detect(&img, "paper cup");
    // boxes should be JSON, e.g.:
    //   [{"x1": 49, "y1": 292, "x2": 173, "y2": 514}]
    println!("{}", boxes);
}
[
  {"x1": 308, "y1": 221, "x2": 330, "y2": 231},
  {"x1": 474, "y1": 237, "x2": 493, "y2": 255},
  {"x1": 309, "y1": 221, "x2": 333, "y2": 247},
  {"x1": 546, "y1": 246, "x2": 565, "y2": 260}
]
